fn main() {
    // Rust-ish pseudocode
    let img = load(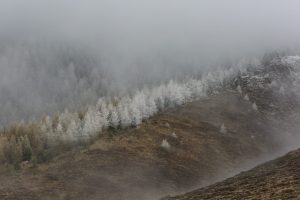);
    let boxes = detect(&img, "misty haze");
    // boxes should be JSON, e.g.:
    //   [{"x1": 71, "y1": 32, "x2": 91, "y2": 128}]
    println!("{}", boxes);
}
[{"x1": 0, "y1": 1, "x2": 300, "y2": 200}]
